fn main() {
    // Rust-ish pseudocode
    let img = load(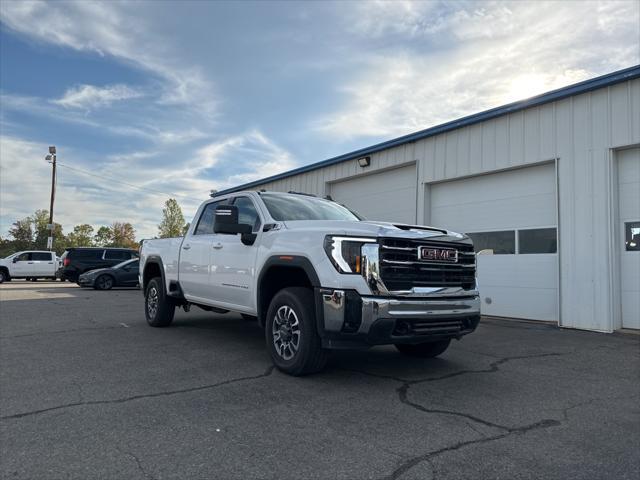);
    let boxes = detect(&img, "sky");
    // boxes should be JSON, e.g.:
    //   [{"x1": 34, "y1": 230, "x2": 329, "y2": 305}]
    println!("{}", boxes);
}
[{"x1": 1, "y1": 0, "x2": 639, "y2": 240}]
